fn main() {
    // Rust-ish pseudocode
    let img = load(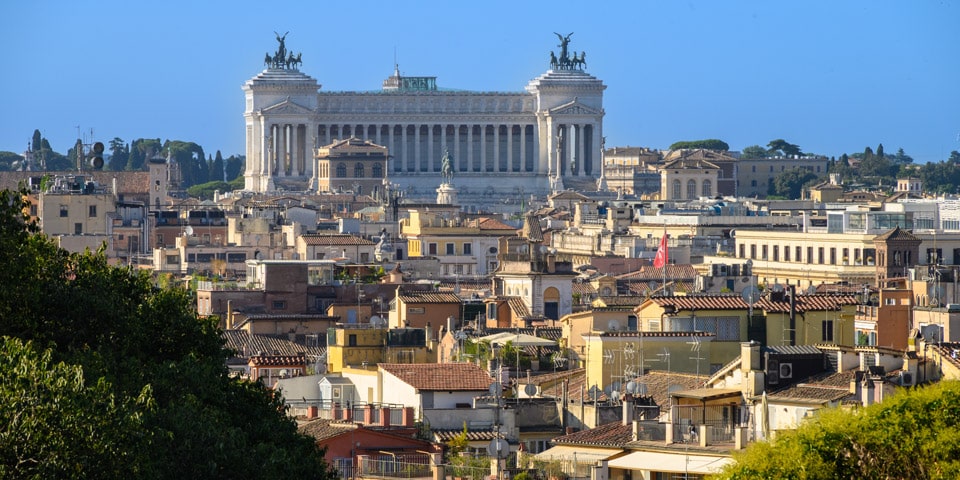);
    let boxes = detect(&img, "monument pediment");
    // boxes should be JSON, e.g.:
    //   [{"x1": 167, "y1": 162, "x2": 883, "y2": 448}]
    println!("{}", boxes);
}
[
  {"x1": 262, "y1": 99, "x2": 314, "y2": 115},
  {"x1": 549, "y1": 100, "x2": 601, "y2": 116}
]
